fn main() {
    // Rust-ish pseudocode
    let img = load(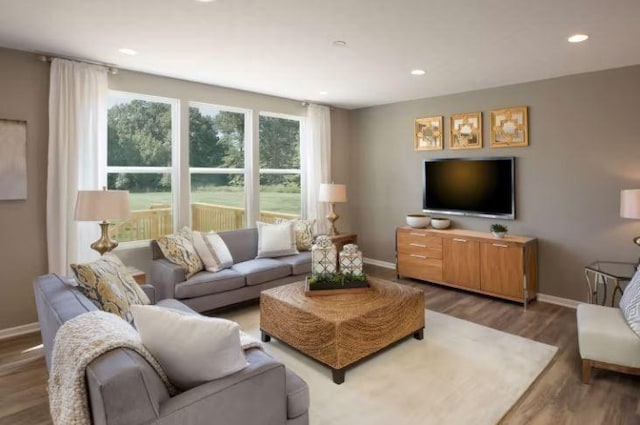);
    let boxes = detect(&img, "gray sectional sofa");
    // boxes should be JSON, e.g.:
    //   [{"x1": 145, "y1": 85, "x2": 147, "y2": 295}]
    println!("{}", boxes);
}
[
  {"x1": 150, "y1": 227, "x2": 312, "y2": 312},
  {"x1": 34, "y1": 273, "x2": 309, "y2": 425}
]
